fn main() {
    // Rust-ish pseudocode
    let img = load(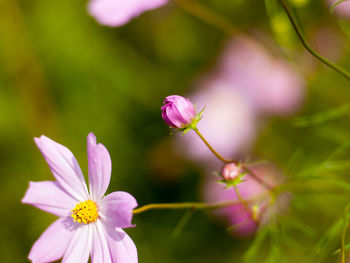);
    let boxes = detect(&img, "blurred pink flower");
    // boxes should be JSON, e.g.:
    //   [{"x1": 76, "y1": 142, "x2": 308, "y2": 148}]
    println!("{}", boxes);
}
[
  {"x1": 161, "y1": 95, "x2": 196, "y2": 129},
  {"x1": 328, "y1": 0, "x2": 350, "y2": 17},
  {"x1": 178, "y1": 81, "x2": 257, "y2": 167},
  {"x1": 218, "y1": 36, "x2": 305, "y2": 116},
  {"x1": 22, "y1": 133, "x2": 138, "y2": 263},
  {"x1": 88, "y1": 0, "x2": 168, "y2": 27},
  {"x1": 177, "y1": 35, "x2": 304, "y2": 167},
  {"x1": 203, "y1": 163, "x2": 289, "y2": 237}
]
